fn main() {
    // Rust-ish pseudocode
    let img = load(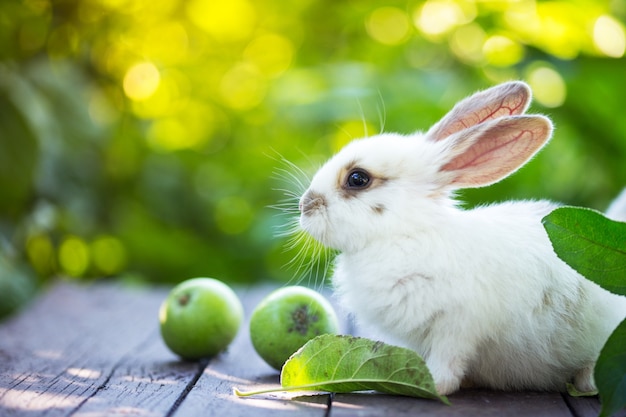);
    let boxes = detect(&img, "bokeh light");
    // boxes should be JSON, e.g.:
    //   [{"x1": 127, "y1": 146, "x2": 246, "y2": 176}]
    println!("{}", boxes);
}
[
  {"x1": 593, "y1": 15, "x2": 626, "y2": 58},
  {"x1": 146, "y1": 102, "x2": 219, "y2": 151},
  {"x1": 525, "y1": 64, "x2": 567, "y2": 108},
  {"x1": 123, "y1": 62, "x2": 161, "y2": 101},
  {"x1": 450, "y1": 23, "x2": 486, "y2": 65},
  {"x1": 186, "y1": 0, "x2": 256, "y2": 42},
  {"x1": 91, "y1": 235, "x2": 127, "y2": 276},
  {"x1": 219, "y1": 63, "x2": 268, "y2": 111},
  {"x1": 26, "y1": 234, "x2": 56, "y2": 276},
  {"x1": 483, "y1": 35, "x2": 524, "y2": 67},
  {"x1": 59, "y1": 236, "x2": 90, "y2": 278},
  {"x1": 244, "y1": 34, "x2": 295, "y2": 78},
  {"x1": 366, "y1": 7, "x2": 412, "y2": 45},
  {"x1": 414, "y1": 0, "x2": 474, "y2": 39}
]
